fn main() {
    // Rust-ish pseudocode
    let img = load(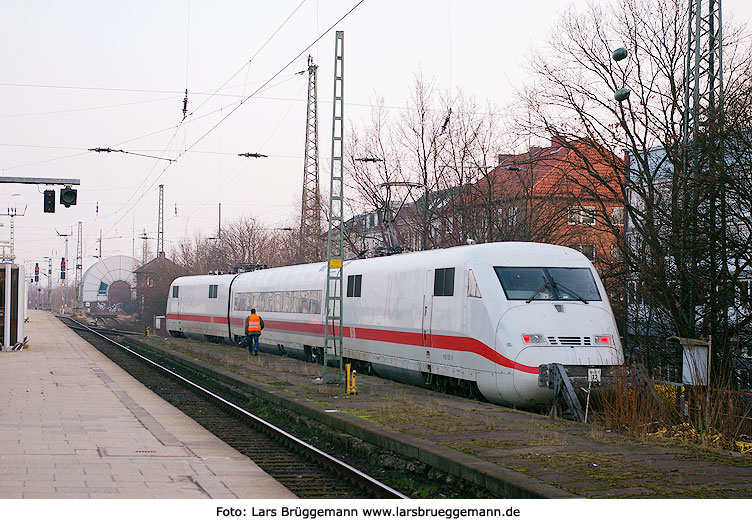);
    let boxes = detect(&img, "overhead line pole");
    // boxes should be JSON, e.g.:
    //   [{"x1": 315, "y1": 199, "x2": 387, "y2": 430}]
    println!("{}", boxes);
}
[
  {"x1": 0, "y1": 207, "x2": 26, "y2": 261},
  {"x1": 157, "y1": 184, "x2": 165, "y2": 257},
  {"x1": 76, "y1": 222, "x2": 82, "y2": 310},
  {"x1": 323, "y1": 31, "x2": 345, "y2": 384},
  {"x1": 300, "y1": 55, "x2": 322, "y2": 264}
]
